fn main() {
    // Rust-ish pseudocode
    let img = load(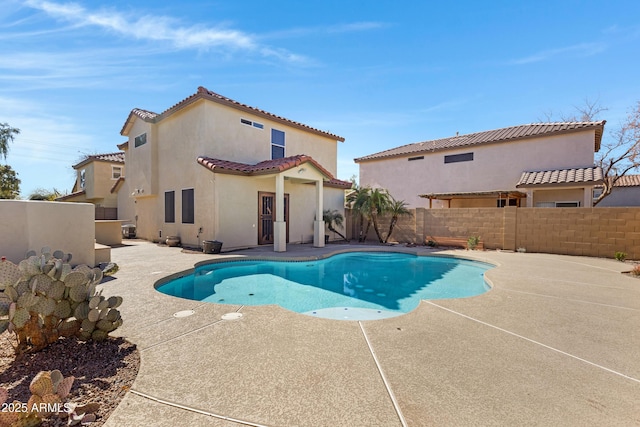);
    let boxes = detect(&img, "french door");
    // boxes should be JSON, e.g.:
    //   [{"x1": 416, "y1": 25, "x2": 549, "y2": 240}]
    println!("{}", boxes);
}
[{"x1": 258, "y1": 192, "x2": 289, "y2": 245}]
